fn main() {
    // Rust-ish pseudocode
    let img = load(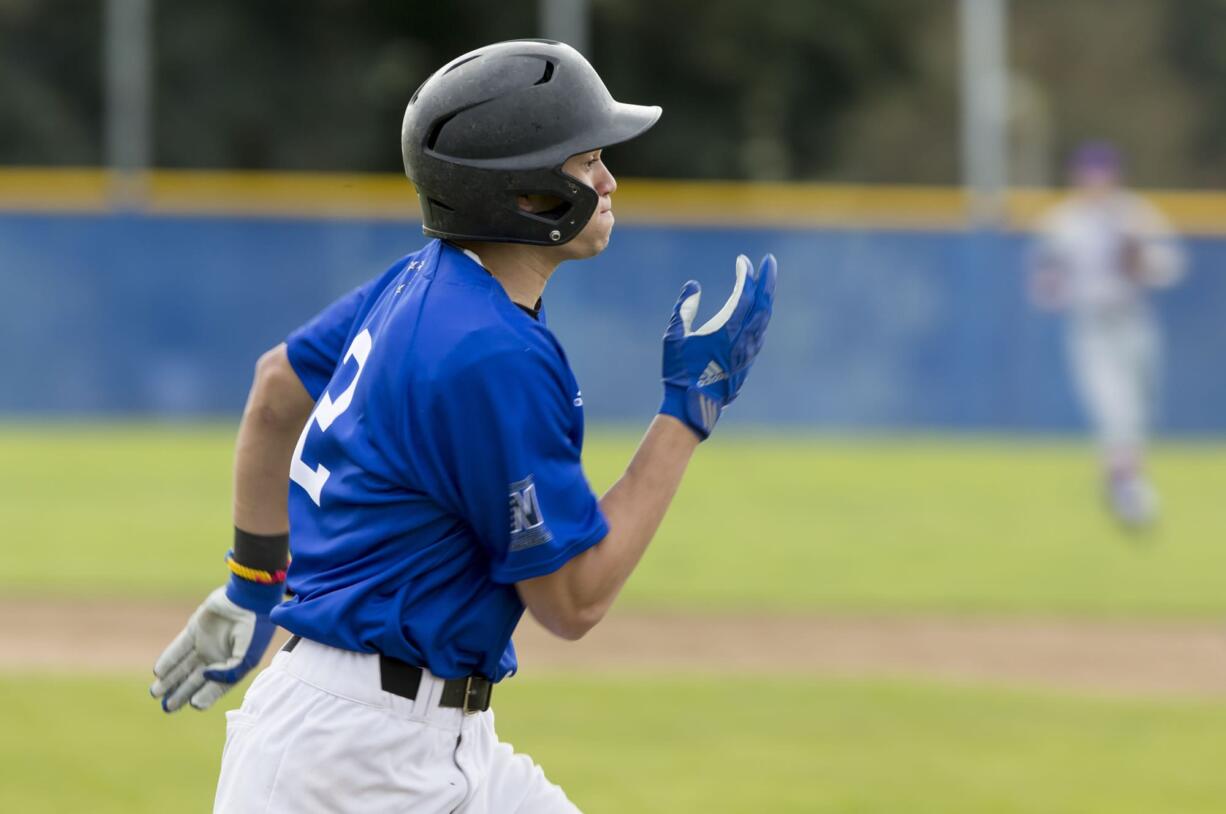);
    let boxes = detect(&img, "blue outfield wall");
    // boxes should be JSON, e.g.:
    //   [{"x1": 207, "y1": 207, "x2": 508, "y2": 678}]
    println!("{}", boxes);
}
[{"x1": 1, "y1": 211, "x2": 1222, "y2": 433}]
